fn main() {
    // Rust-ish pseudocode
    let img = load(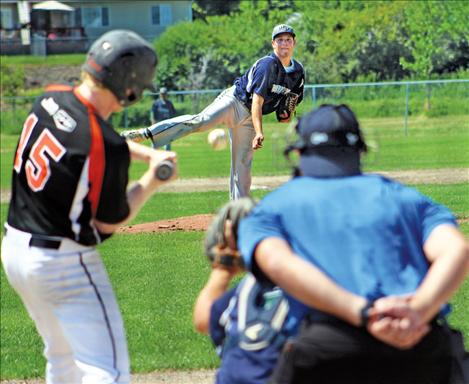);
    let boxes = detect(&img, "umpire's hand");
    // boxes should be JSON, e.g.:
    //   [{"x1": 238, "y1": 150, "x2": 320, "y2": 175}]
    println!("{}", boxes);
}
[{"x1": 367, "y1": 295, "x2": 430, "y2": 350}]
